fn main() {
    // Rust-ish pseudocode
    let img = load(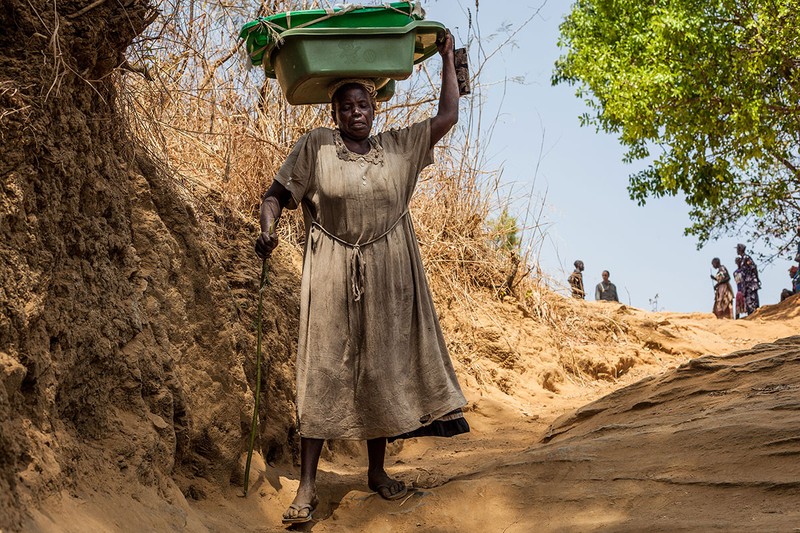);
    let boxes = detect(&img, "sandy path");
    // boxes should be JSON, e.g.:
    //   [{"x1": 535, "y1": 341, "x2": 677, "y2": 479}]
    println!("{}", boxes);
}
[
  {"x1": 183, "y1": 303, "x2": 800, "y2": 532},
  {"x1": 23, "y1": 303, "x2": 800, "y2": 532}
]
